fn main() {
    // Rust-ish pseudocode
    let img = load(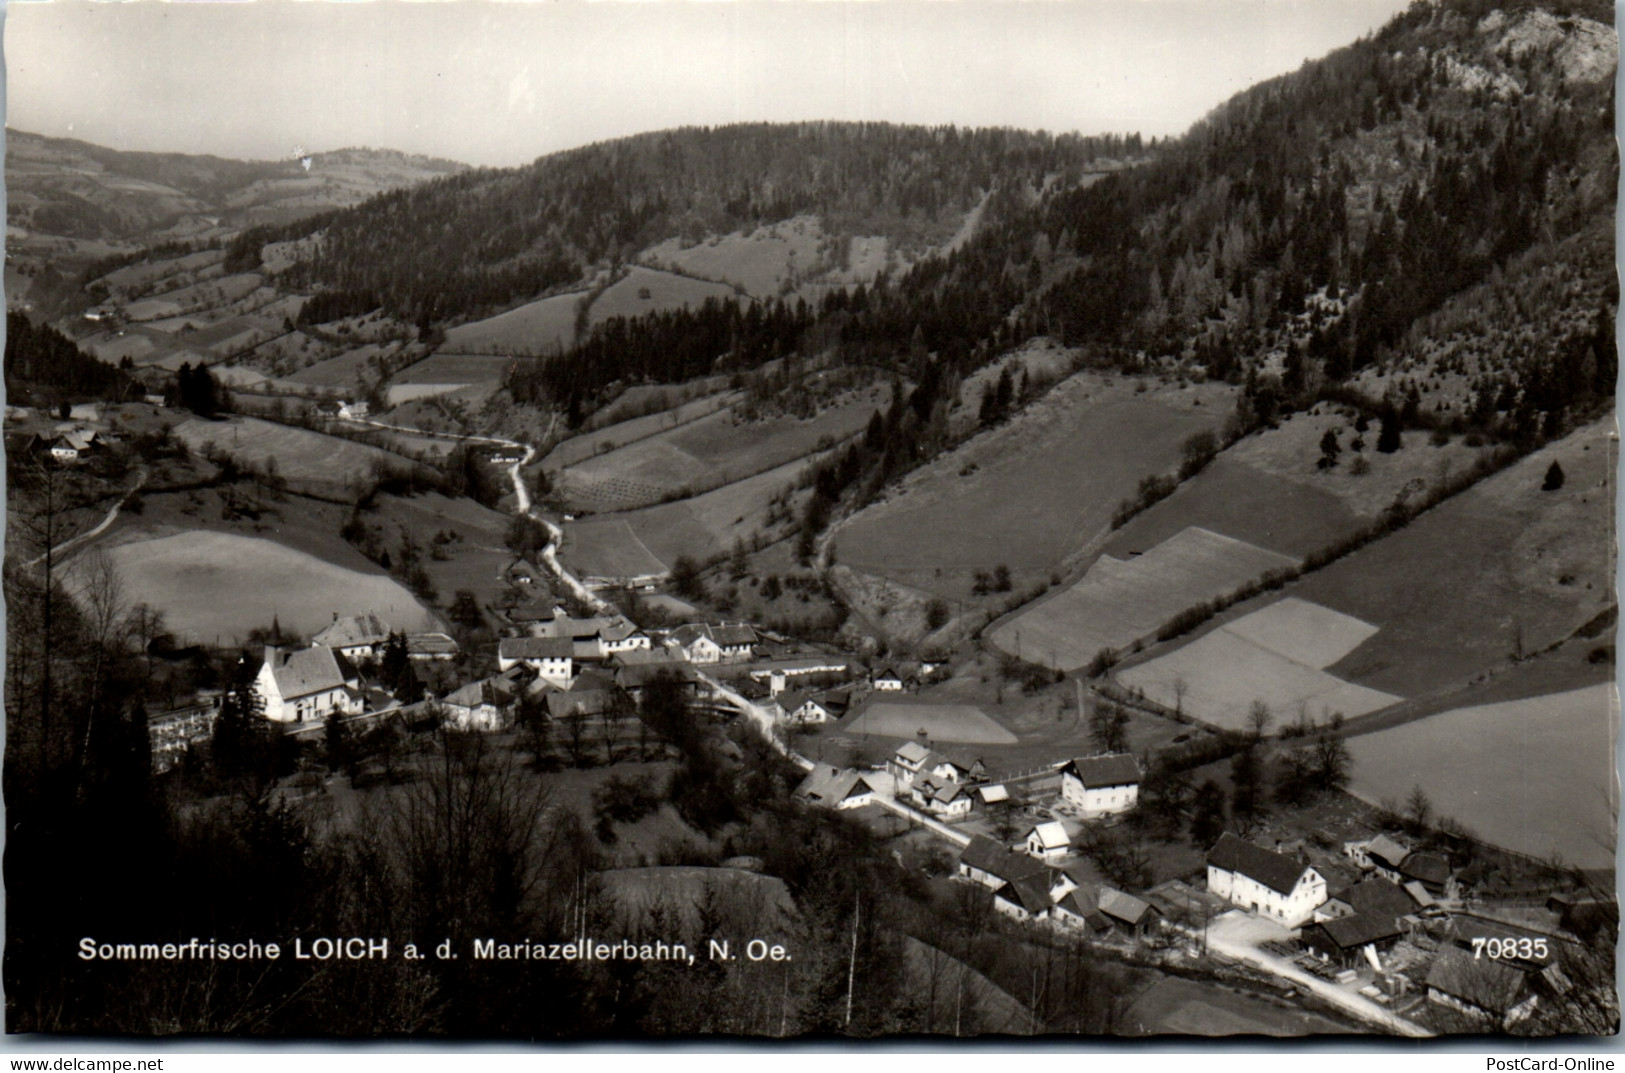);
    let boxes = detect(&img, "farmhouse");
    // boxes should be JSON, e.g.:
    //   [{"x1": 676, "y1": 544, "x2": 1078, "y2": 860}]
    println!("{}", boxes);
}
[
  {"x1": 927, "y1": 752, "x2": 987, "y2": 785},
  {"x1": 497, "y1": 636, "x2": 573, "y2": 686},
  {"x1": 1025, "y1": 822, "x2": 1071, "y2": 861},
  {"x1": 1302, "y1": 914, "x2": 1406, "y2": 969},
  {"x1": 537, "y1": 610, "x2": 650, "y2": 658},
  {"x1": 887, "y1": 740, "x2": 933, "y2": 786},
  {"x1": 872, "y1": 668, "x2": 917, "y2": 693},
  {"x1": 440, "y1": 676, "x2": 518, "y2": 732},
  {"x1": 772, "y1": 689, "x2": 834, "y2": 724},
  {"x1": 1426, "y1": 951, "x2": 1539, "y2": 1027},
  {"x1": 1345, "y1": 833, "x2": 1411, "y2": 878},
  {"x1": 666, "y1": 623, "x2": 758, "y2": 664},
  {"x1": 313, "y1": 613, "x2": 393, "y2": 661},
  {"x1": 253, "y1": 644, "x2": 361, "y2": 724},
  {"x1": 1397, "y1": 852, "x2": 1454, "y2": 896},
  {"x1": 337, "y1": 400, "x2": 371, "y2": 420},
  {"x1": 1096, "y1": 888, "x2": 1162, "y2": 941},
  {"x1": 1205, "y1": 832, "x2": 1328, "y2": 928},
  {"x1": 1059, "y1": 753, "x2": 1142, "y2": 816},
  {"x1": 793, "y1": 767, "x2": 880, "y2": 811},
  {"x1": 909, "y1": 775, "x2": 973, "y2": 819},
  {"x1": 993, "y1": 874, "x2": 1055, "y2": 922}
]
